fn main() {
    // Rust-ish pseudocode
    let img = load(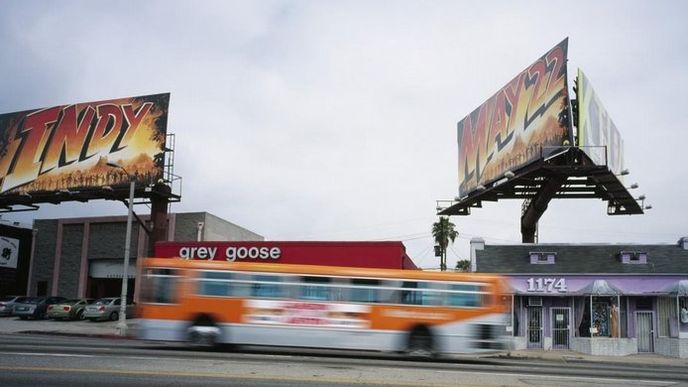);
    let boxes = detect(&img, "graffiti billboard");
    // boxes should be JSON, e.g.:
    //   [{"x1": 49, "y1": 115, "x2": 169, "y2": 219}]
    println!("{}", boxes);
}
[
  {"x1": 0, "y1": 93, "x2": 169, "y2": 197},
  {"x1": 577, "y1": 70, "x2": 624, "y2": 175},
  {"x1": 457, "y1": 39, "x2": 572, "y2": 198}
]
